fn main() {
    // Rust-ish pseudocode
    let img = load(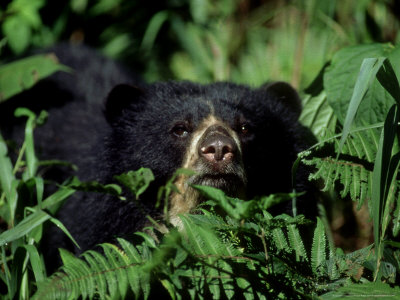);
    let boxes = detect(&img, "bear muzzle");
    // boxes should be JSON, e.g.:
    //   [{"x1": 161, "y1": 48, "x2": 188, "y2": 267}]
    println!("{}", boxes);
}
[
  {"x1": 188, "y1": 122, "x2": 246, "y2": 196},
  {"x1": 168, "y1": 116, "x2": 247, "y2": 227},
  {"x1": 198, "y1": 125, "x2": 237, "y2": 167}
]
